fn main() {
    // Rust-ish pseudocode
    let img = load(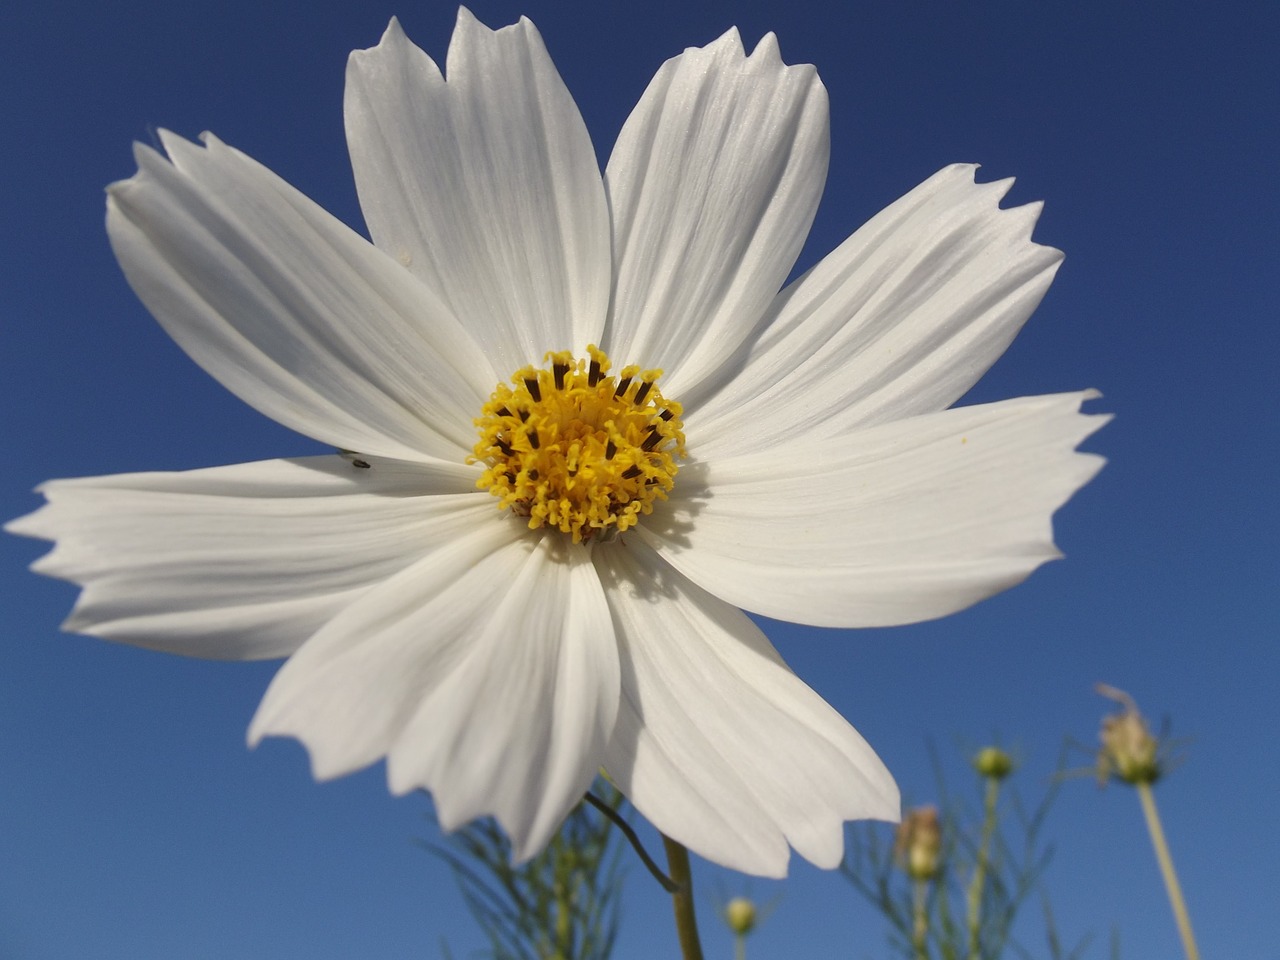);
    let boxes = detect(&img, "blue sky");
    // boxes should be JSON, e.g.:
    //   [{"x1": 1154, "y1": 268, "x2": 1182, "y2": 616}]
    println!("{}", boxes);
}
[{"x1": 2, "y1": 0, "x2": 1276, "y2": 958}]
